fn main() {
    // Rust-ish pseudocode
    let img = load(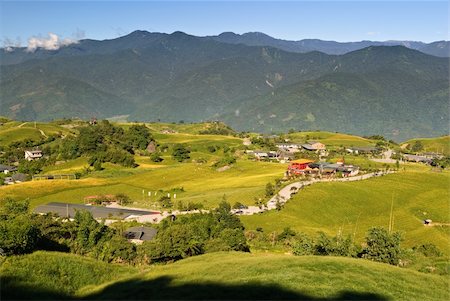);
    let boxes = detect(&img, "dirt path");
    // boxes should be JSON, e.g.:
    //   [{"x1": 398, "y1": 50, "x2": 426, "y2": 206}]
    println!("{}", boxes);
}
[{"x1": 38, "y1": 129, "x2": 48, "y2": 138}]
